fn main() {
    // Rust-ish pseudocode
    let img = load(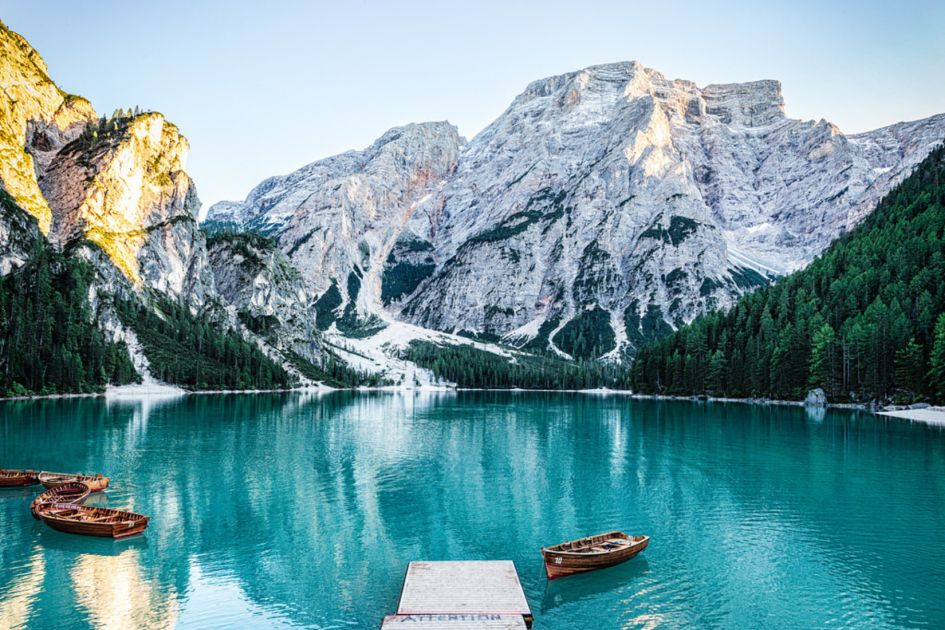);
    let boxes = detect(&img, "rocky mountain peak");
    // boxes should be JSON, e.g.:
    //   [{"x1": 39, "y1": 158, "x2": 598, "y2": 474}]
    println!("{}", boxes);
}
[
  {"x1": 37, "y1": 110, "x2": 212, "y2": 303},
  {"x1": 0, "y1": 22, "x2": 216, "y2": 309},
  {"x1": 212, "y1": 59, "x2": 944, "y2": 365},
  {"x1": 0, "y1": 20, "x2": 96, "y2": 233},
  {"x1": 508, "y1": 61, "x2": 785, "y2": 129},
  {"x1": 701, "y1": 79, "x2": 785, "y2": 126},
  {"x1": 206, "y1": 120, "x2": 462, "y2": 232}
]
